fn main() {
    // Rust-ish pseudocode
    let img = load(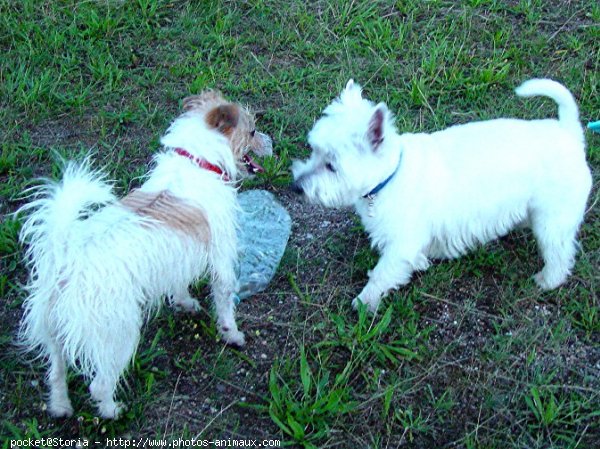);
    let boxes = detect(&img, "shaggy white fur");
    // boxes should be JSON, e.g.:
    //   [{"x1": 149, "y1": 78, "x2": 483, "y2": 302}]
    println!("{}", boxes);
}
[
  {"x1": 292, "y1": 79, "x2": 592, "y2": 313},
  {"x1": 18, "y1": 92, "x2": 272, "y2": 419}
]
